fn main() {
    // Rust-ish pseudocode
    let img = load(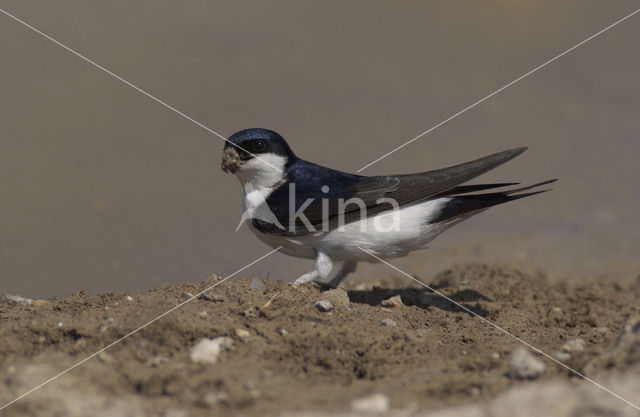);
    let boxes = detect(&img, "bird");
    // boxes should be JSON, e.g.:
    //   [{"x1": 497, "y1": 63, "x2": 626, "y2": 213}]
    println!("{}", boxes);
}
[{"x1": 221, "y1": 128, "x2": 555, "y2": 288}]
